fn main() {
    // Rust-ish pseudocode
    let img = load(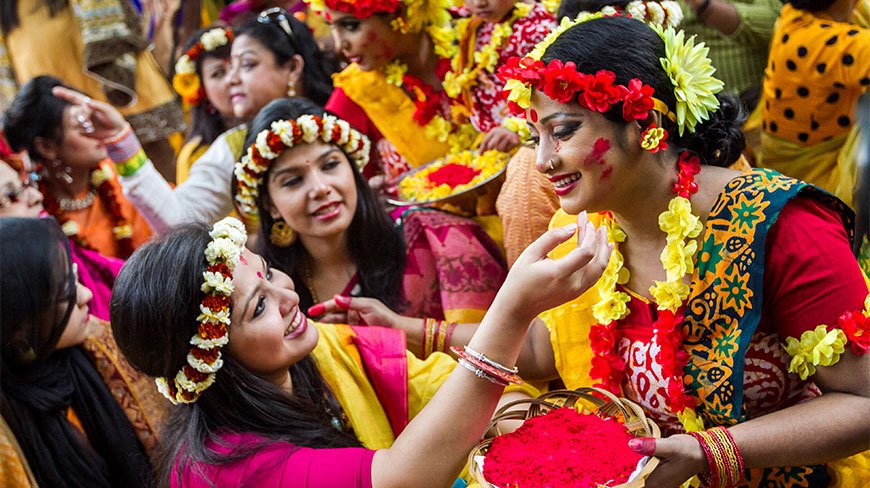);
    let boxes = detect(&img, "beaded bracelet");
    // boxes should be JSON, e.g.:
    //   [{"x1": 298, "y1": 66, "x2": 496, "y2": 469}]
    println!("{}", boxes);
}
[
  {"x1": 458, "y1": 358, "x2": 509, "y2": 386},
  {"x1": 688, "y1": 427, "x2": 744, "y2": 488}
]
